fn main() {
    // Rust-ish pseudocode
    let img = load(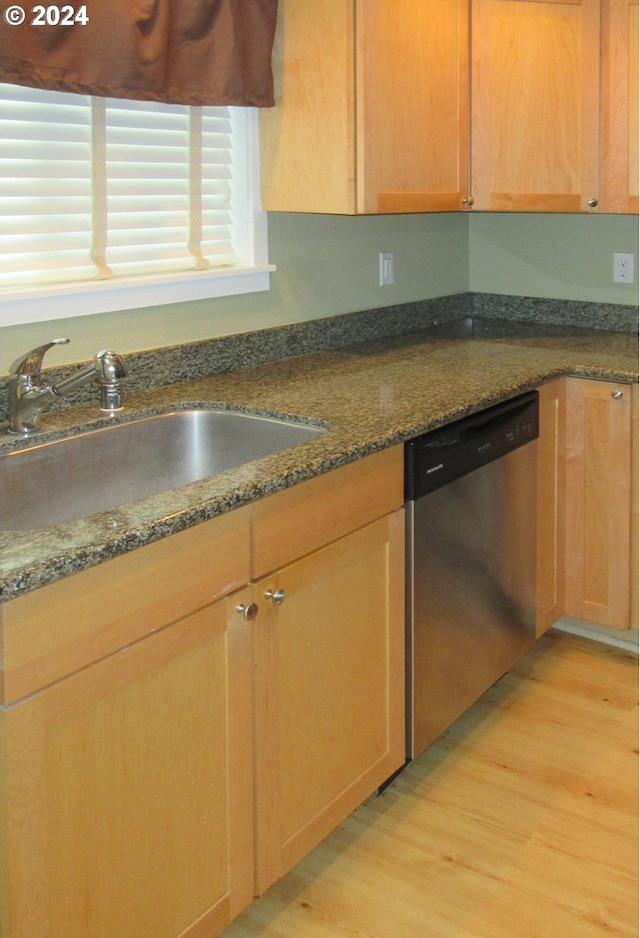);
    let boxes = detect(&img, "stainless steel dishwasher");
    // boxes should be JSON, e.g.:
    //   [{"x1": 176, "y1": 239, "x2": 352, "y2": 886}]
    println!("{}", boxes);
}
[{"x1": 405, "y1": 391, "x2": 539, "y2": 759}]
